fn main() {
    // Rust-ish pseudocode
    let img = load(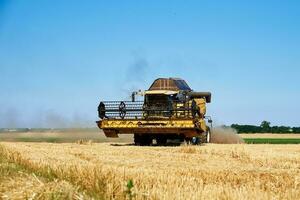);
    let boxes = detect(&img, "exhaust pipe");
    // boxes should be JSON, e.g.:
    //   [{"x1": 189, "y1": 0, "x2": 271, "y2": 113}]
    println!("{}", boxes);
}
[{"x1": 188, "y1": 92, "x2": 211, "y2": 103}]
